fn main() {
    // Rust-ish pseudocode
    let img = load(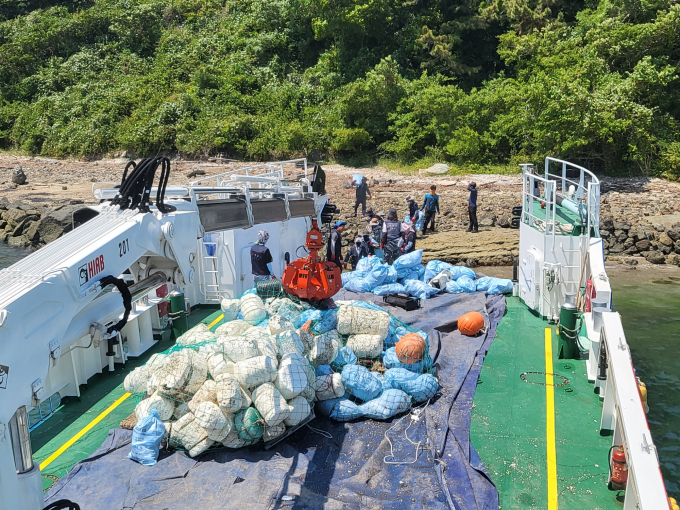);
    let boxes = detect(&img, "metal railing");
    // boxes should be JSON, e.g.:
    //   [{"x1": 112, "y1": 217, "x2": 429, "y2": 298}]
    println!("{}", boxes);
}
[{"x1": 598, "y1": 311, "x2": 669, "y2": 509}]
